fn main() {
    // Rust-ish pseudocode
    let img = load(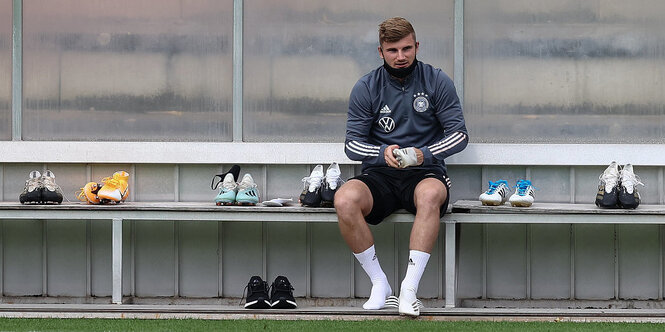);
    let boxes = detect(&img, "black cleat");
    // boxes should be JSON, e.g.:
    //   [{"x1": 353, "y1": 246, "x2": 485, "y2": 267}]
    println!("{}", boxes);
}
[
  {"x1": 320, "y1": 162, "x2": 343, "y2": 208},
  {"x1": 243, "y1": 276, "x2": 271, "y2": 309},
  {"x1": 618, "y1": 164, "x2": 643, "y2": 209},
  {"x1": 40, "y1": 170, "x2": 63, "y2": 204},
  {"x1": 595, "y1": 161, "x2": 620, "y2": 208},
  {"x1": 300, "y1": 165, "x2": 323, "y2": 207},
  {"x1": 19, "y1": 170, "x2": 43, "y2": 204},
  {"x1": 270, "y1": 275, "x2": 297, "y2": 309}
]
